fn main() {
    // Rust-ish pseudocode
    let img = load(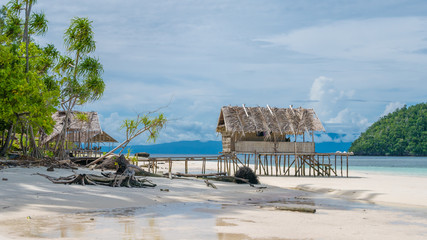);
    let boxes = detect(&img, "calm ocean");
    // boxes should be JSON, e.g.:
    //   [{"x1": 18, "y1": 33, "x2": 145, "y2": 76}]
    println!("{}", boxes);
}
[
  {"x1": 348, "y1": 156, "x2": 427, "y2": 176},
  {"x1": 102, "y1": 145, "x2": 427, "y2": 177},
  {"x1": 146, "y1": 154, "x2": 427, "y2": 177}
]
